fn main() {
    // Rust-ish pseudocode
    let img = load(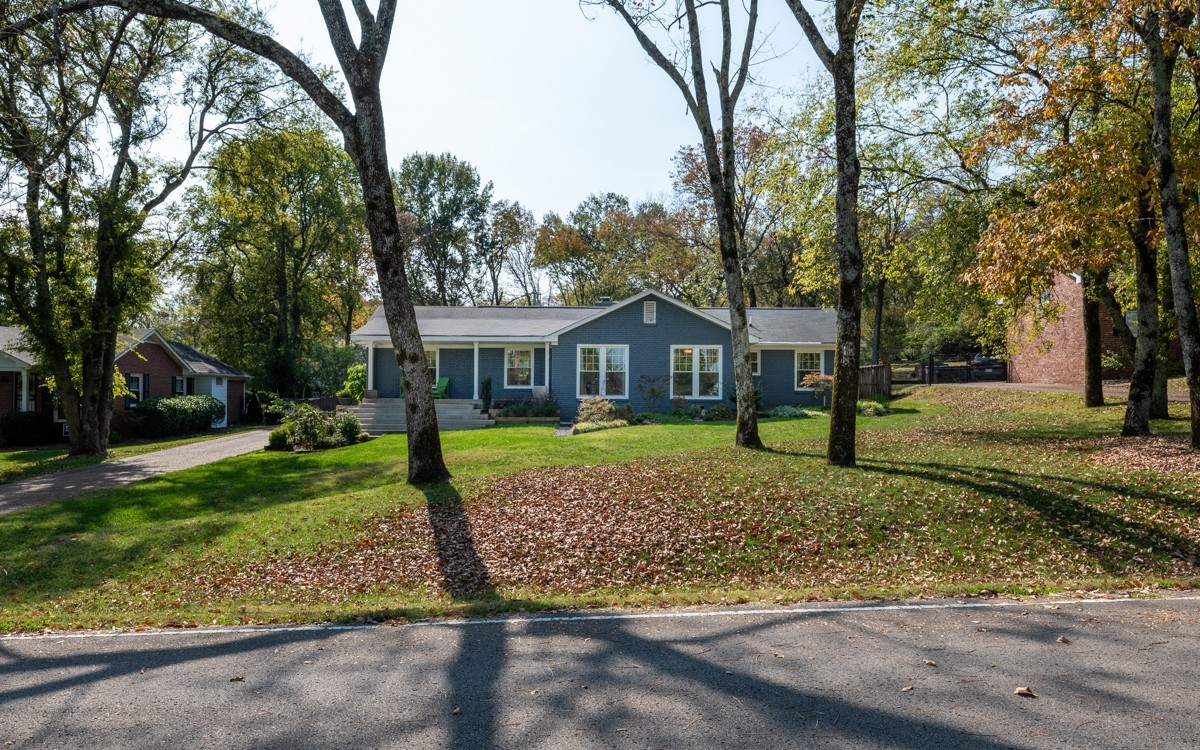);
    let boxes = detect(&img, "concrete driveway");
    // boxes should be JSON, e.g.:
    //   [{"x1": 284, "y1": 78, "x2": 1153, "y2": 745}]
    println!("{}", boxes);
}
[
  {"x1": 0, "y1": 428, "x2": 268, "y2": 514},
  {"x1": 1, "y1": 595, "x2": 1197, "y2": 749}
]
